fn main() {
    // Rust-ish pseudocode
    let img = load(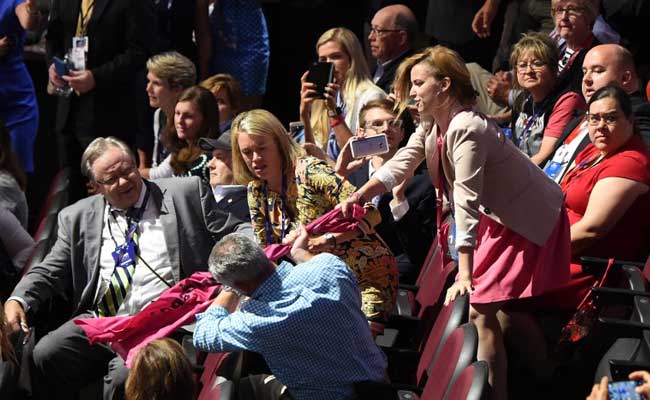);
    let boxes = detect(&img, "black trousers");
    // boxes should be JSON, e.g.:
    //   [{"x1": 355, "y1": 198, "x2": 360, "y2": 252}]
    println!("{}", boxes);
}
[{"x1": 30, "y1": 313, "x2": 129, "y2": 400}]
